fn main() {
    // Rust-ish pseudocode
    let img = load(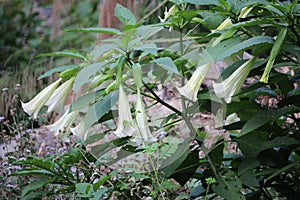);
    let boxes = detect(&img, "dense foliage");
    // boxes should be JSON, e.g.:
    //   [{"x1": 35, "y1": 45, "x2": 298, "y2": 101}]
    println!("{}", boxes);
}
[{"x1": 7, "y1": 0, "x2": 300, "y2": 199}]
